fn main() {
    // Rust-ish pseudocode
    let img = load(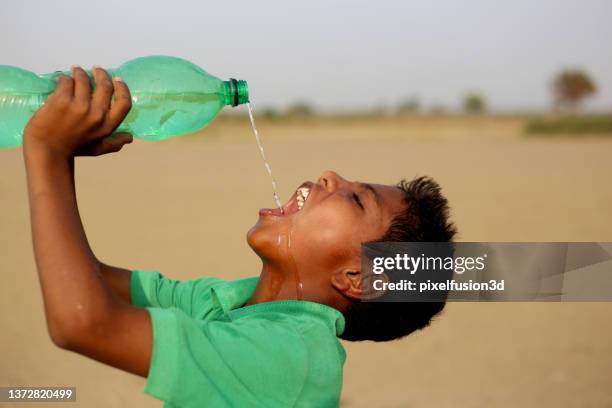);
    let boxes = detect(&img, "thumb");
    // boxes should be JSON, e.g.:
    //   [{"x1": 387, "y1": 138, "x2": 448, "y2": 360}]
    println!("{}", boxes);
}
[
  {"x1": 95, "y1": 133, "x2": 133, "y2": 155},
  {"x1": 108, "y1": 132, "x2": 134, "y2": 146}
]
